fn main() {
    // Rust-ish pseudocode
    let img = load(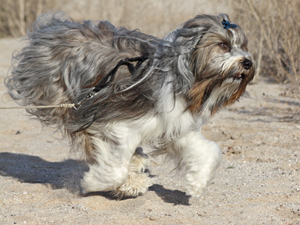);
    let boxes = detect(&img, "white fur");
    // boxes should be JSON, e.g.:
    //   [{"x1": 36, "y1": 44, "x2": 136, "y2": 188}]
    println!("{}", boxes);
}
[
  {"x1": 81, "y1": 95, "x2": 222, "y2": 197},
  {"x1": 200, "y1": 78, "x2": 241, "y2": 121}
]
